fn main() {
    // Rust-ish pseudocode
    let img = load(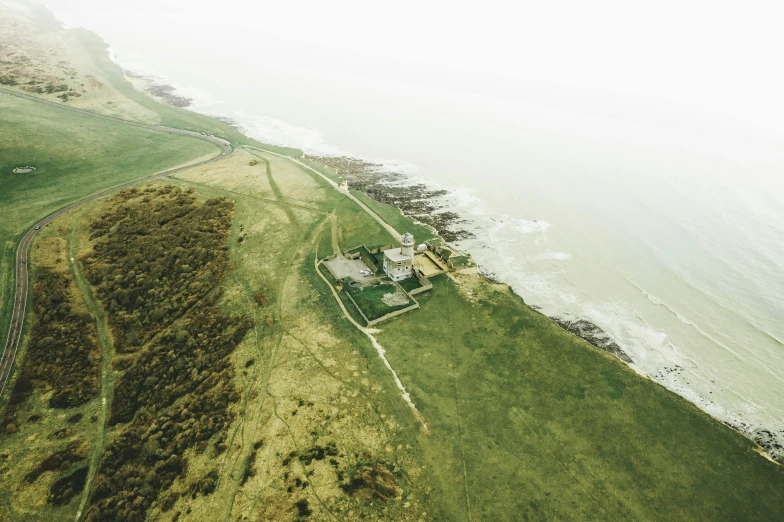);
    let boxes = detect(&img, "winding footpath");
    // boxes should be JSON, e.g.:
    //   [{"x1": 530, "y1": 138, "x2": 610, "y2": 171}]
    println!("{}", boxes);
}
[{"x1": 0, "y1": 87, "x2": 232, "y2": 399}]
